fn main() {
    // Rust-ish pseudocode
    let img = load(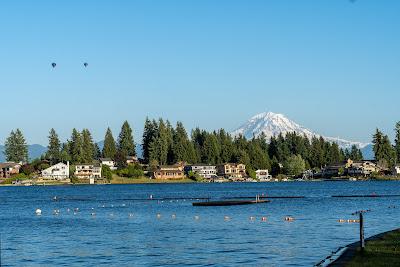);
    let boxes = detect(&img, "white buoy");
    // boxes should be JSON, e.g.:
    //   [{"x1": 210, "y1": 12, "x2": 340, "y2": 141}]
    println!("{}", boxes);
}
[
  {"x1": 35, "y1": 209, "x2": 42, "y2": 216},
  {"x1": 129, "y1": 213, "x2": 134, "y2": 217},
  {"x1": 224, "y1": 216, "x2": 231, "y2": 221},
  {"x1": 171, "y1": 214, "x2": 176, "y2": 219},
  {"x1": 156, "y1": 213, "x2": 161, "y2": 219},
  {"x1": 194, "y1": 215, "x2": 200, "y2": 220}
]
